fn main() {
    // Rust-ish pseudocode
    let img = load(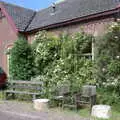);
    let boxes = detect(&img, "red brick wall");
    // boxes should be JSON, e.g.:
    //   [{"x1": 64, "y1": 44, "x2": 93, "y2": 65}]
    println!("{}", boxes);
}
[
  {"x1": 47, "y1": 18, "x2": 114, "y2": 36},
  {"x1": 27, "y1": 18, "x2": 114, "y2": 42},
  {"x1": 0, "y1": 16, "x2": 18, "y2": 74}
]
